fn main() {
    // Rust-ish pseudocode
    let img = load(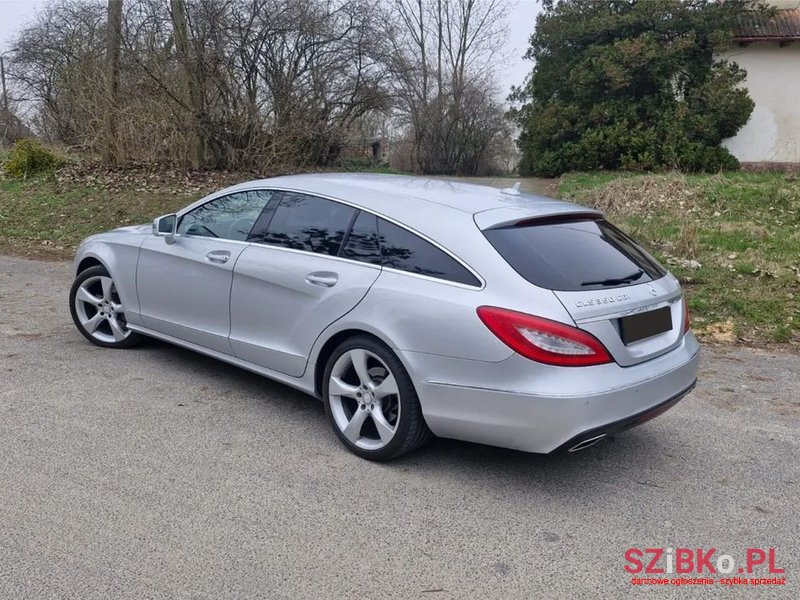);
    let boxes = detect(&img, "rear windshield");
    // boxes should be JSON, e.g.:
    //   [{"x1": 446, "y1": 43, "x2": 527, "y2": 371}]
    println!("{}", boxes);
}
[{"x1": 482, "y1": 218, "x2": 666, "y2": 291}]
